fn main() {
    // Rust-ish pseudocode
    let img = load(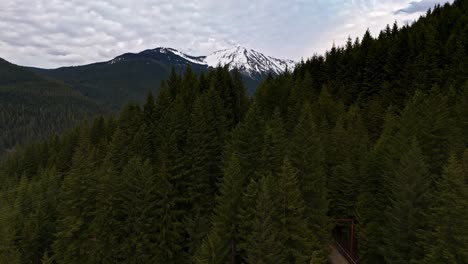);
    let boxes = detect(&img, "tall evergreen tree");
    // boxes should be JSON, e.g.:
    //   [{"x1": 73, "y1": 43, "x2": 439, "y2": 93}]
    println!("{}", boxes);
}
[
  {"x1": 276, "y1": 159, "x2": 316, "y2": 264},
  {"x1": 195, "y1": 153, "x2": 245, "y2": 264},
  {"x1": 52, "y1": 124, "x2": 98, "y2": 264},
  {"x1": 422, "y1": 155, "x2": 468, "y2": 263},
  {"x1": 185, "y1": 88, "x2": 227, "y2": 253},
  {"x1": 288, "y1": 103, "x2": 329, "y2": 244},
  {"x1": 257, "y1": 110, "x2": 286, "y2": 177},
  {"x1": 244, "y1": 176, "x2": 285, "y2": 264},
  {"x1": 153, "y1": 161, "x2": 186, "y2": 264},
  {"x1": 381, "y1": 140, "x2": 430, "y2": 264},
  {"x1": 225, "y1": 103, "x2": 264, "y2": 179}
]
